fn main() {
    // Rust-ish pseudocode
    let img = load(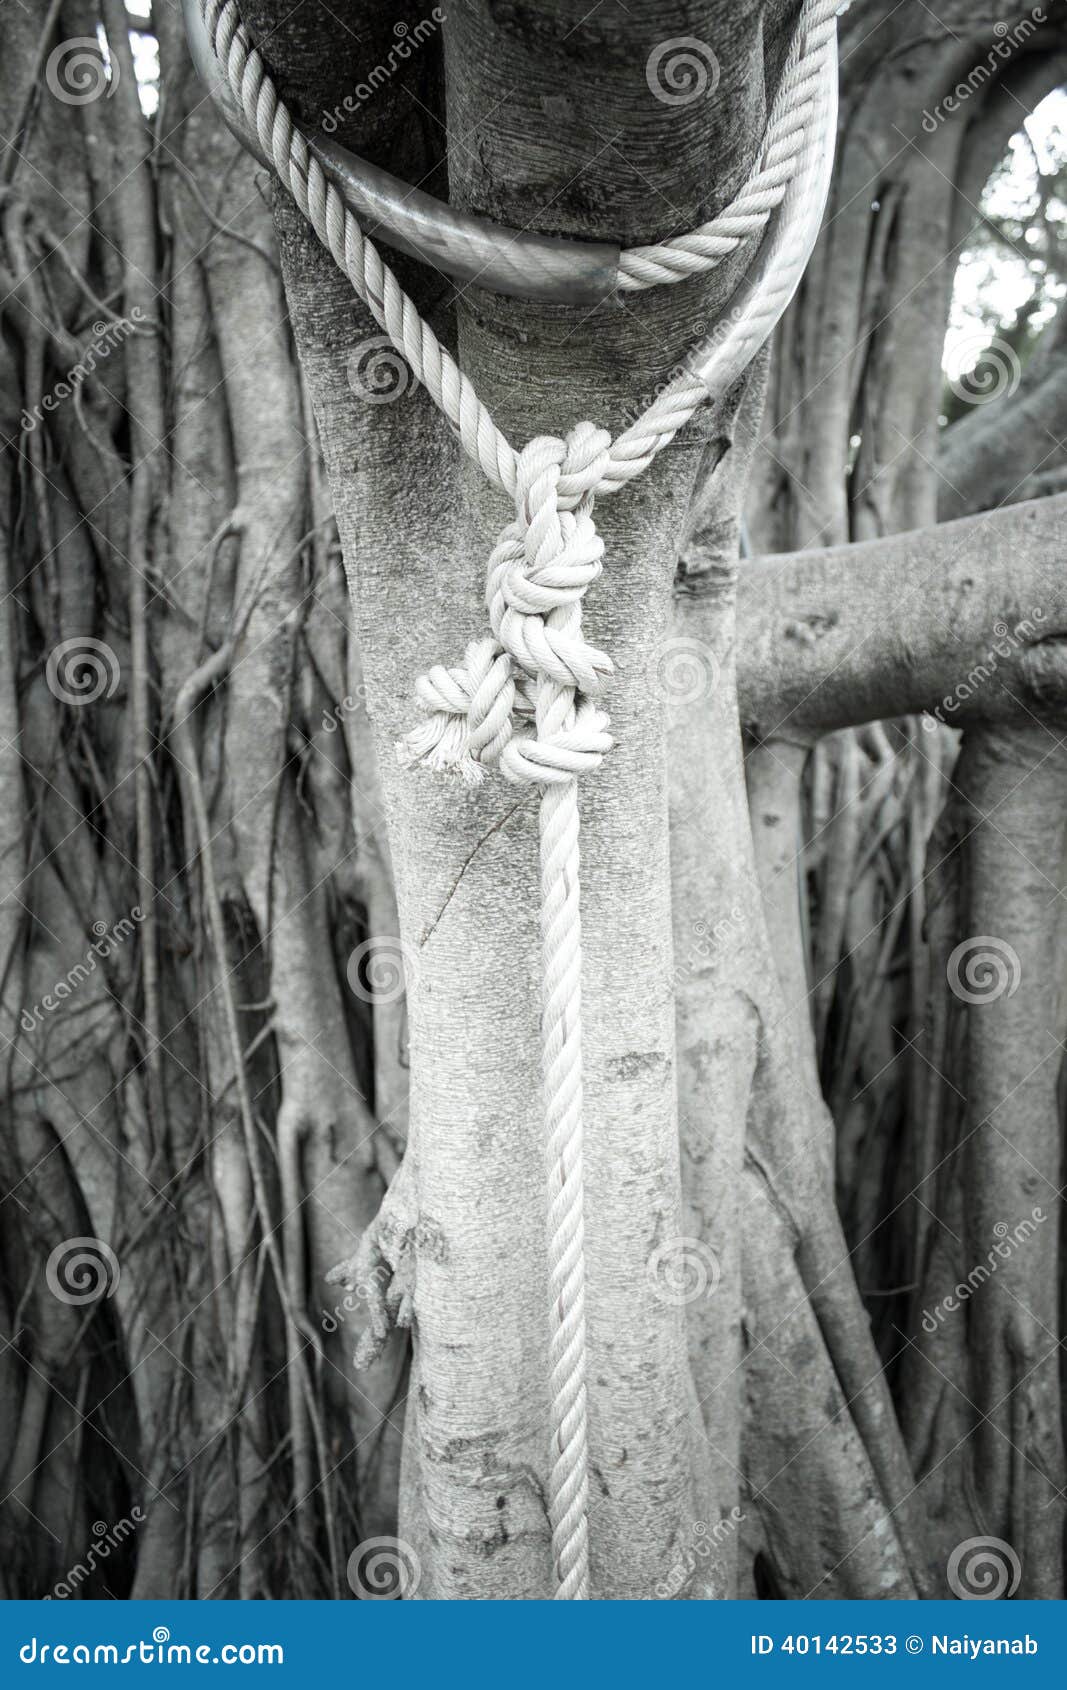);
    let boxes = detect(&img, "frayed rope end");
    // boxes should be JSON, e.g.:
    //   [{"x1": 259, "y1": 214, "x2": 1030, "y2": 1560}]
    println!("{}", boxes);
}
[{"x1": 395, "y1": 715, "x2": 486, "y2": 786}]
